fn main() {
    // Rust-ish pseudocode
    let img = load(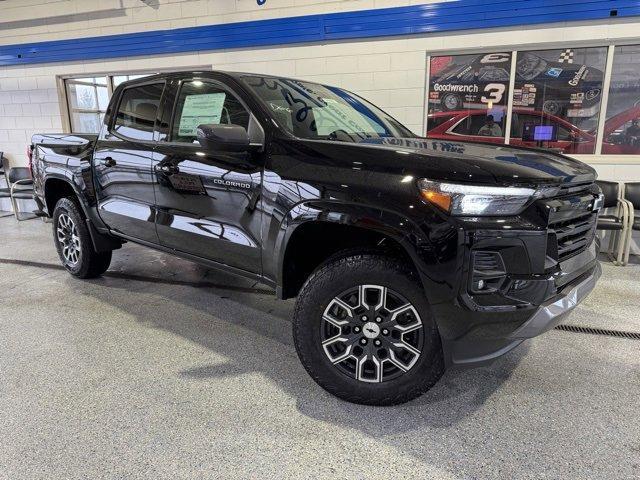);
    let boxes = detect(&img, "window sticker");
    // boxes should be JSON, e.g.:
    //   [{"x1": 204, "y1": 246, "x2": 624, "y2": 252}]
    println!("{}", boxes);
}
[
  {"x1": 178, "y1": 92, "x2": 226, "y2": 136},
  {"x1": 315, "y1": 98, "x2": 373, "y2": 135}
]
